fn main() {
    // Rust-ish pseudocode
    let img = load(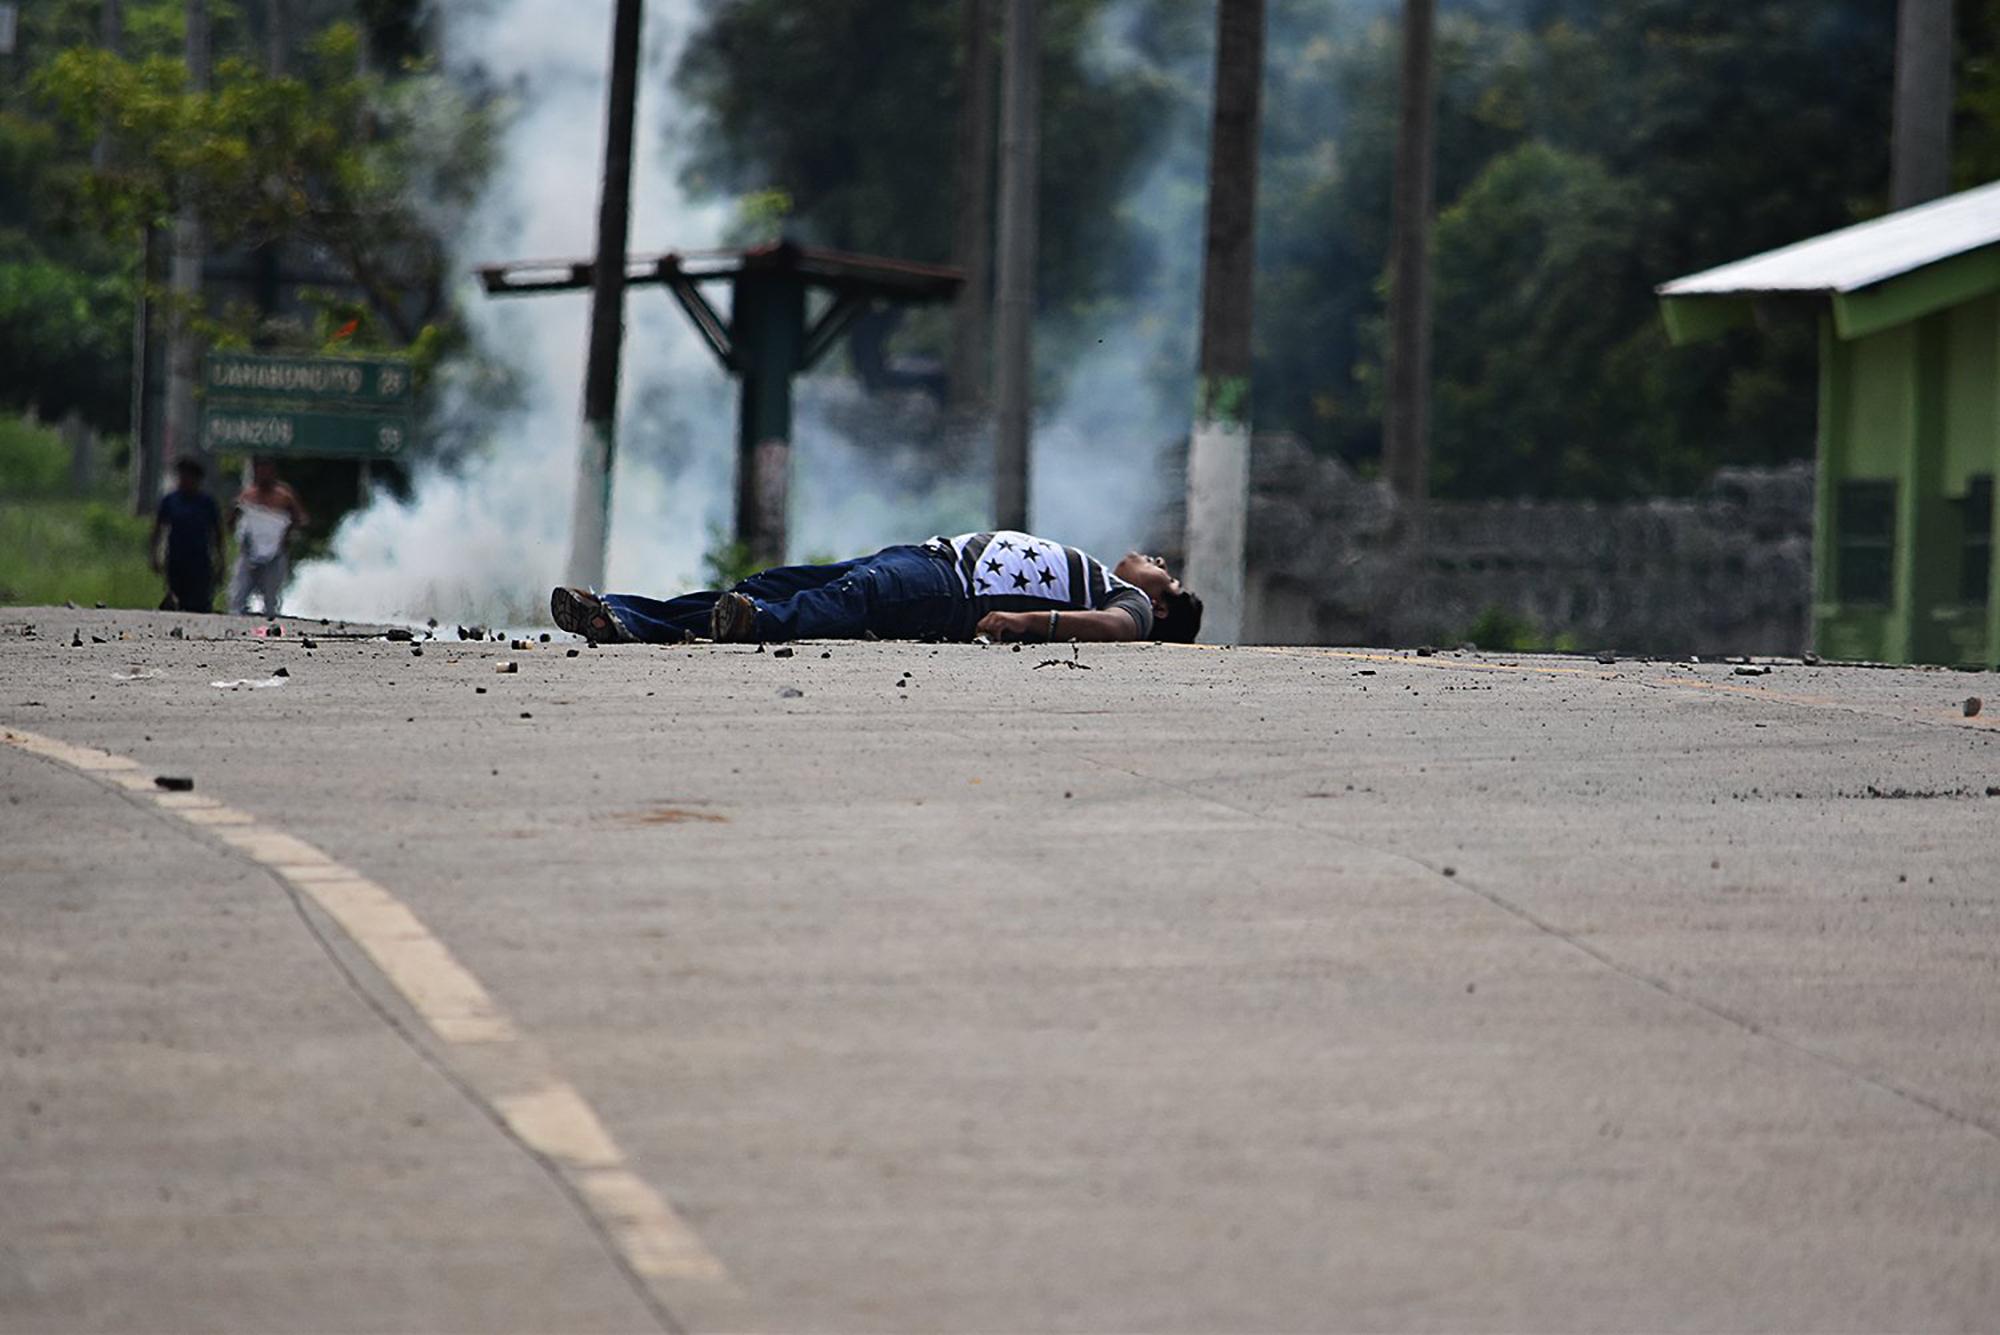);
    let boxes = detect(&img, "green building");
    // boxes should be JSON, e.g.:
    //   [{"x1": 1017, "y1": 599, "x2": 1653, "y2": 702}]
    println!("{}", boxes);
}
[{"x1": 1658, "y1": 181, "x2": 2000, "y2": 666}]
